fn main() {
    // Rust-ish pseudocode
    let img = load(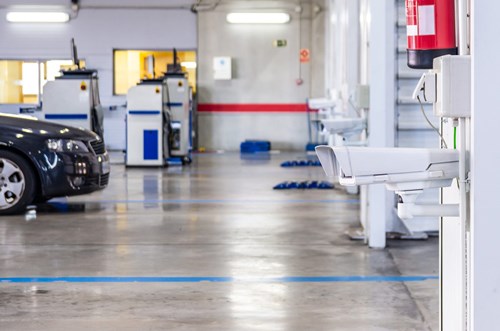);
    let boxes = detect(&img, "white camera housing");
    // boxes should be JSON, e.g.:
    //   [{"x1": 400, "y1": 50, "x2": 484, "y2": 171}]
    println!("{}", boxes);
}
[
  {"x1": 321, "y1": 118, "x2": 366, "y2": 135},
  {"x1": 315, "y1": 146, "x2": 459, "y2": 191},
  {"x1": 308, "y1": 97, "x2": 337, "y2": 110}
]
